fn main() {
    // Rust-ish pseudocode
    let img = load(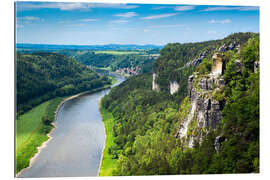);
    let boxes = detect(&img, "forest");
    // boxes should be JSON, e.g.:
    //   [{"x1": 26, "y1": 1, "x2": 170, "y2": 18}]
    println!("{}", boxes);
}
[
  {"x1": 56, "y1": 49, "x2": 158, "y2": 73},
  {"x1": 101, "y1": 32, "x2": 259, "y2": 174},
  {"x1": 16, "y1": 52, "x2": 111, "y2": 115}
]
